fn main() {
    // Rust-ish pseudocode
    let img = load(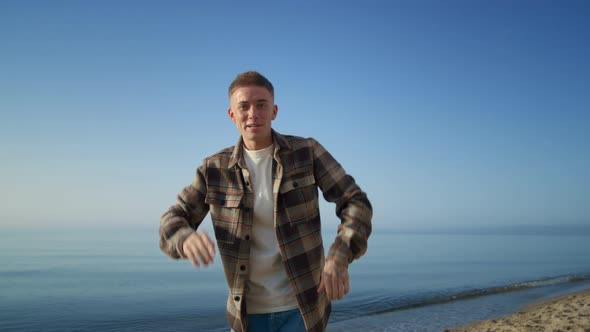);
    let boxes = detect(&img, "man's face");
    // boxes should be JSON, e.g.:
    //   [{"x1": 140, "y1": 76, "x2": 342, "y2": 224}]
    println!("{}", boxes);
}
[{"x1": 228, "y1": 85, "x2": 278, "y2": 150}]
